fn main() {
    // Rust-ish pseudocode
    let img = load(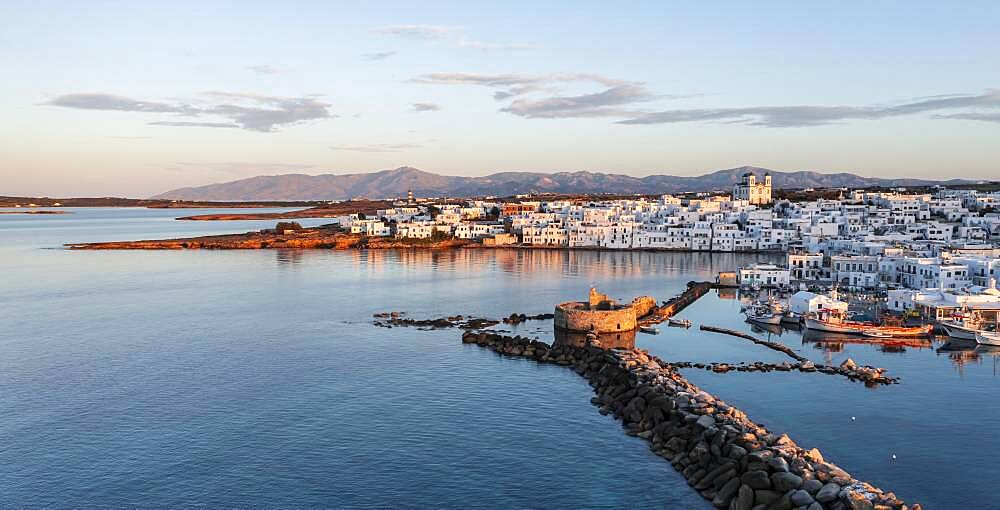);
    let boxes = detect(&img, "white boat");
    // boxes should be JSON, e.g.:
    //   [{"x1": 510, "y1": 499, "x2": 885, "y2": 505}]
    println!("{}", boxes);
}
[
  {"x1": 668, "y1": 318, "x2": 692, "y2": 328},
  {"x1": 940, "y1": 320, "x2": 982, "y2": 341},
  {"x1": 745, "y1": 302, "x2": 782, "y2": 325},
  {"x1": 639, "y1": 326, "x2": 660, "y2": 335},
  {"x1": 976, "y1": 331, "x2": 1000, "y2": 346}
]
